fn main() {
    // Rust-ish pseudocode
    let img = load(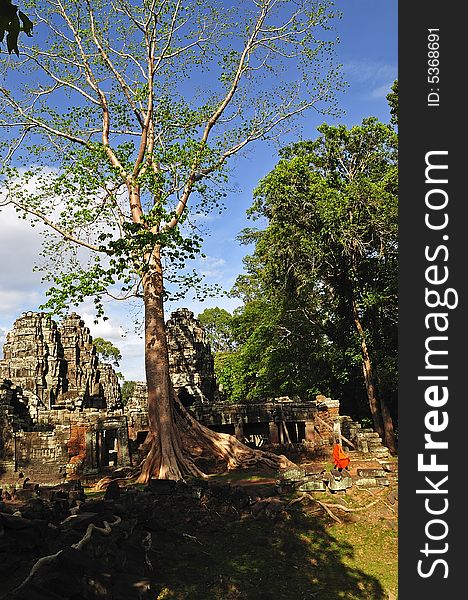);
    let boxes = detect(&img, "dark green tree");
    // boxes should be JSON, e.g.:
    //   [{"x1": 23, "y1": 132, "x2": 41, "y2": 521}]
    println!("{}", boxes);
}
[
  {"x1": 121, "y1": 380, "x2": 137, "y2": 405},
  {"x1": 228, "y1": 257, "x2": 343, "y2": 403},
  {"x1": 239, "y1": 116, "x2": 398, "y2": 452},
  {"x1": 0, "y1": 0, "x2": 342, "y2": 480},
  {"x1": 386, "y1": 80, "x2": 398, "y2": 127}
]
